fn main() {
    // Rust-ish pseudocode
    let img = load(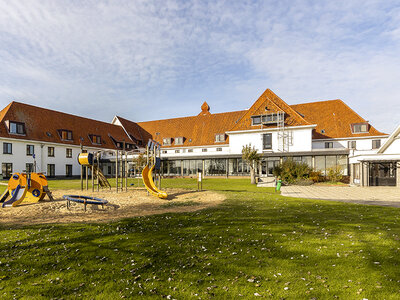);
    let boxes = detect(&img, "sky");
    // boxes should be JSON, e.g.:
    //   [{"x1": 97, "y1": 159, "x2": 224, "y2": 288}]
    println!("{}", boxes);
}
[{"x1": 0, "y1": 0, "x2": 399, "y2": 133}]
